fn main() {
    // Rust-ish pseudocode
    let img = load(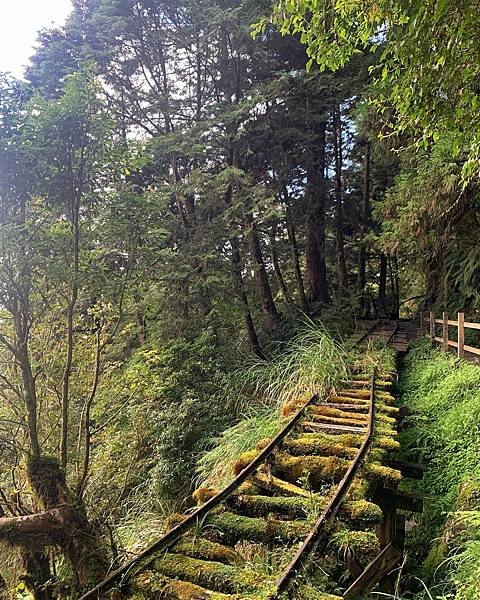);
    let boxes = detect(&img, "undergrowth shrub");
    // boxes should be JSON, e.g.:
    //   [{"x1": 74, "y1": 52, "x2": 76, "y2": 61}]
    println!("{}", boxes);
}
[
  {"x1": 88, "y1": 332, "x2": 240, "y2": 554},
  {"x1": 398, "y1": 338, "x2": 480, "y2": 599}
]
